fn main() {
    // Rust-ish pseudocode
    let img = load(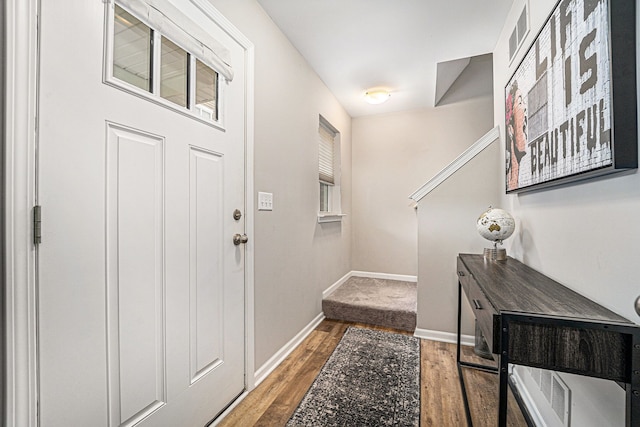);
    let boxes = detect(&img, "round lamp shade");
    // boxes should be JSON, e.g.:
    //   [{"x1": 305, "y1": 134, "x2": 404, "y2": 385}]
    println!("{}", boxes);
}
[{"x1": 364, "y1": 90, "x2": 390, "y2": 104}]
